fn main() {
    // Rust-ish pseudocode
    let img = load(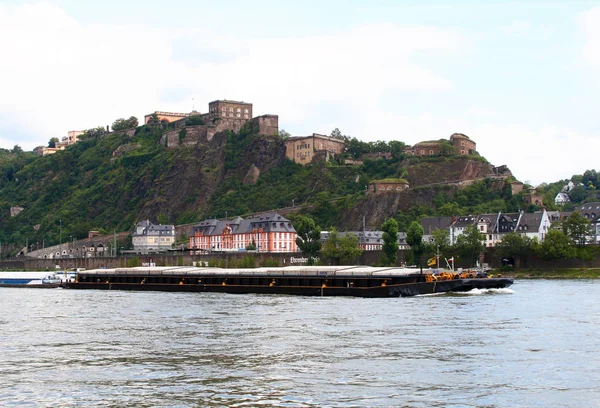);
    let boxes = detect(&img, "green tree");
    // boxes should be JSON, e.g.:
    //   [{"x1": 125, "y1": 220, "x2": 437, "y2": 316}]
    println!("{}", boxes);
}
[
  {"x1": 48, "y1": 137, "x2": 59, "y2": 148},
  {"x1": 539, "y1": 230, "x2": 575, "y2": 260},
  {"x1": 406, "y1": 221, "x2": 424, "y2": 271},
  {"x1": 569, "y1": 185, "x2": 587, "y2": 203},
  {"x1": 112, "y1": 116, "x2": 139, "y2": 131},
  {"x1": 381, "y1": 218, "x2": 399, "y2": 266},
  {"x1": 438, "y1": 202, "x2": 461, "y2": 216},
  {"x1": 293, "y1": 215, "x2": 321, "y2": 265},
  {"x1": 563, "y1": 212, "x2": 591, "y2": 247},
  {"x1": 278, "y1": 129, "x2": 291, "y2": 139},
  {"x1": 455, "y1": 224, "x2": 484, "y2": 266},
  {"x1": 430, "y1": 228, "x2": 450, "y2": 252},
  {"x1": 330, "y1": 128, "x2": 344, "y2": 140},
  {"x1": 495, "y1": 232, "x2": 533, "y2": 268},
  {"x1": 321, "y1": 228, "x2": 363, "y2": 265}
]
